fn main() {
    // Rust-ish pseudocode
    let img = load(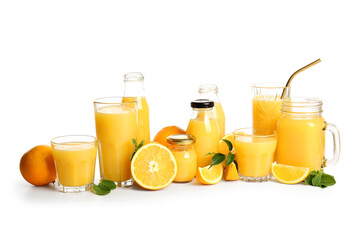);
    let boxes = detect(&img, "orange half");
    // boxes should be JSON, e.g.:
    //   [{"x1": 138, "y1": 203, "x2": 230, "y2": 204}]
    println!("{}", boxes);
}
[{"x1": 131, "y1": 142, "x2": 177, "y2": 190}]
